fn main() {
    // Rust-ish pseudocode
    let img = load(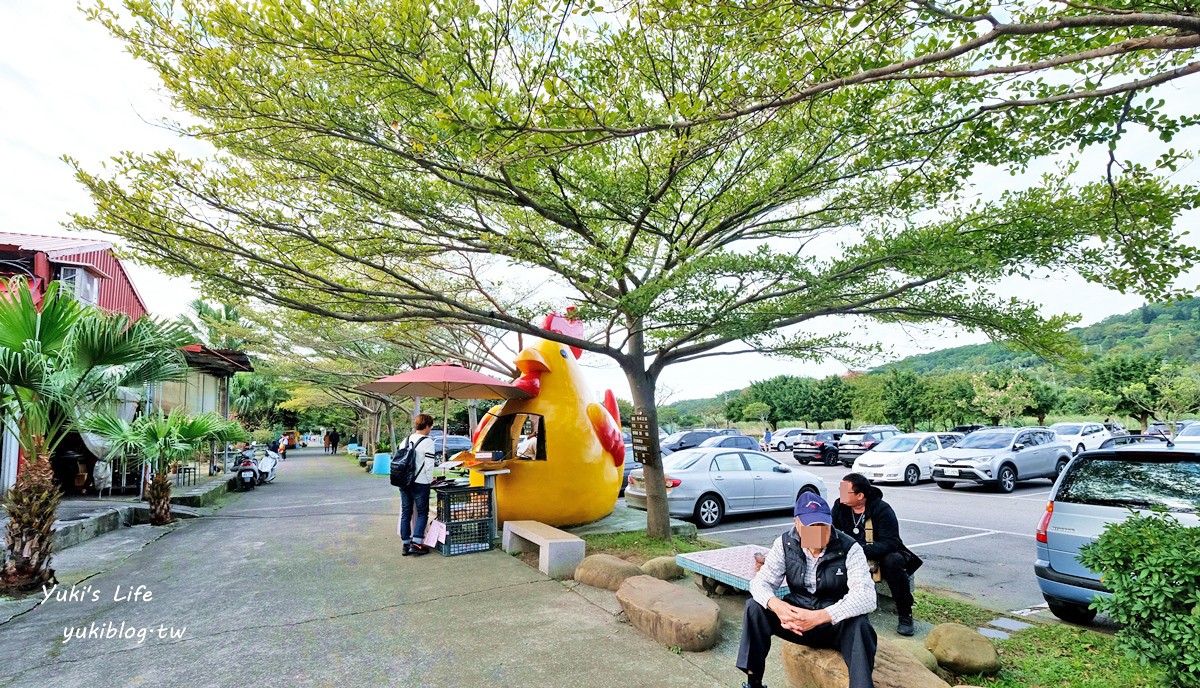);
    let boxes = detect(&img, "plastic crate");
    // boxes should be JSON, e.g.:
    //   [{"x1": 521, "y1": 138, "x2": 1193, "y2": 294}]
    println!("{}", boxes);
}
[
  {"x1": 437, "y1": 519, "x2": 492, "y2": 556},
  {"x1": 436, "y1": 486, "x2": 492, "y2": 524}
]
